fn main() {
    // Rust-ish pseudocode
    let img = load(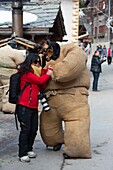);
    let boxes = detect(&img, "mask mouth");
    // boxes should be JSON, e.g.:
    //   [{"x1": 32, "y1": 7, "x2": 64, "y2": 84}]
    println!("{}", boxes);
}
[{"x1": 45, "y1": 48, "x2": 53, "y2": 61}]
